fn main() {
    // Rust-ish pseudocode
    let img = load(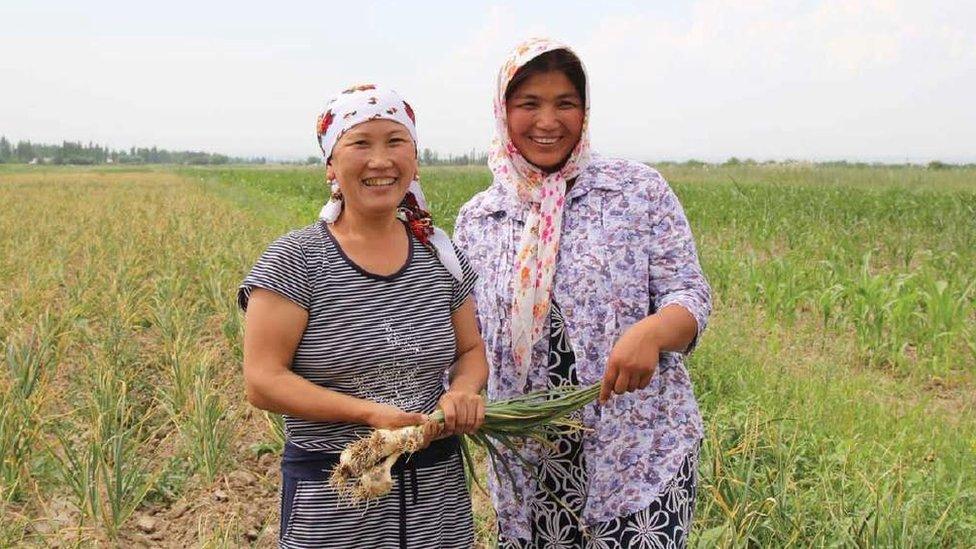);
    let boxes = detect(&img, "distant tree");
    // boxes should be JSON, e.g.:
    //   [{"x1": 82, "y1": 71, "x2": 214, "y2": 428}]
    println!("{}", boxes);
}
[
  {"x1": 927, "y1": 160, "x2": 951, "y2": 170},
  {"x1": 305, "y1": 156, "x2": 320, "y2": 165},
  {"x1": 0, "y1": 138, "x2": 282, "y2": 165},
  {"x1": 15, "y1": 140, "x2": 35, "y2": 162},
  {"x1": 186, "y1": 153, "x2": 209, "y2": 165}
]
